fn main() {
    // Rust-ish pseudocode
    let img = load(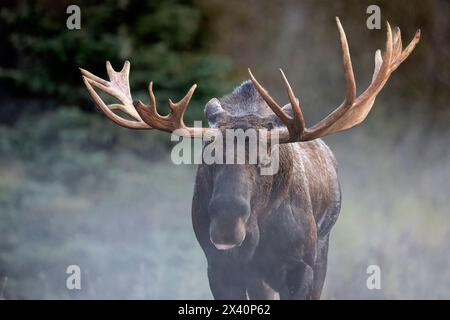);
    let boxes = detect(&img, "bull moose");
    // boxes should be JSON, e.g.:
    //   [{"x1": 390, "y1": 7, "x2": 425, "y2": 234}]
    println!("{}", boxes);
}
[{"x1": 80, "y1": 18, "x2": 420, "y2": 299}]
